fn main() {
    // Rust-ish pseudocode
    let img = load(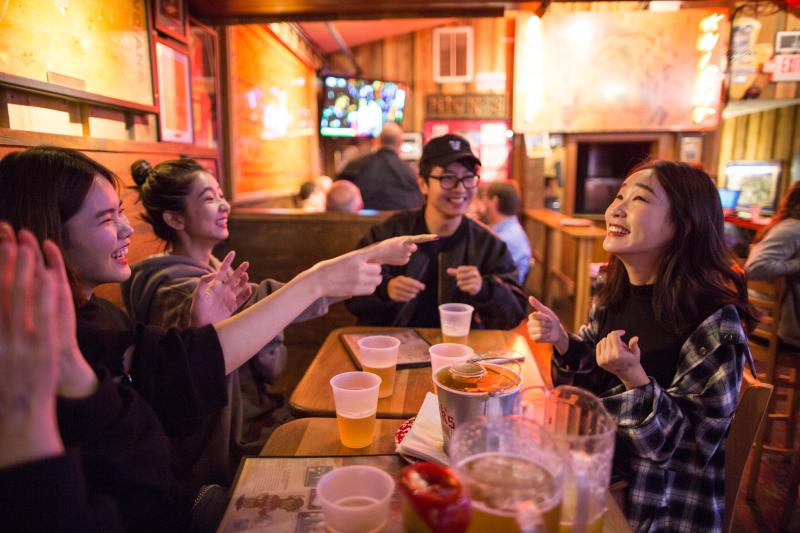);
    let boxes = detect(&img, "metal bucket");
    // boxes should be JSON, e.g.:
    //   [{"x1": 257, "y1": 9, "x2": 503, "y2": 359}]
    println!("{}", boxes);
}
[{"x1": 433, "y1": 360, "x2": 522, "y2": 453}]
